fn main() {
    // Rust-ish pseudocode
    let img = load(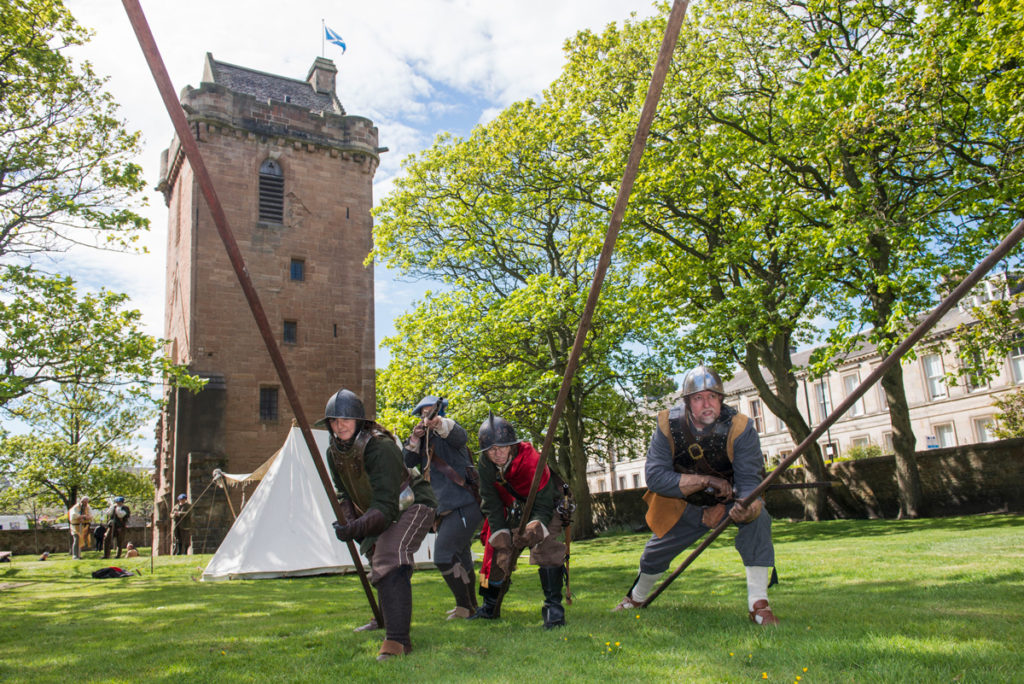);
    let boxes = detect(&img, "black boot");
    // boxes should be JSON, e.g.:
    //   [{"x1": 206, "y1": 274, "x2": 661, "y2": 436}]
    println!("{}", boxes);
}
[
  {"x1": 539, "y1": 565, "x2": 566, "y2": 629},
  {"x1": 469, "y1": 581, "x2": 503, "y2": 620},
  {"x1": 378, "y1": 565, "x2": 413, "y2": 650}
]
